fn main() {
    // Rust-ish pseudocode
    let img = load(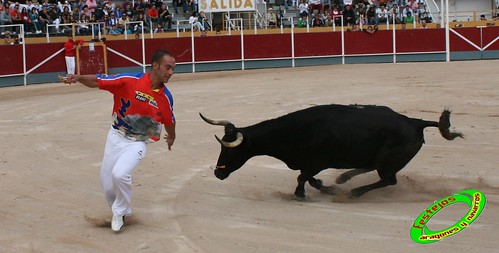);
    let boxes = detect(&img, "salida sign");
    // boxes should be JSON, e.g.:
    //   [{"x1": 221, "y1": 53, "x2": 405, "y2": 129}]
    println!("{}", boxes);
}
[{"x1": 199, "y1": 0, "x2": 256, "y2": 12}]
